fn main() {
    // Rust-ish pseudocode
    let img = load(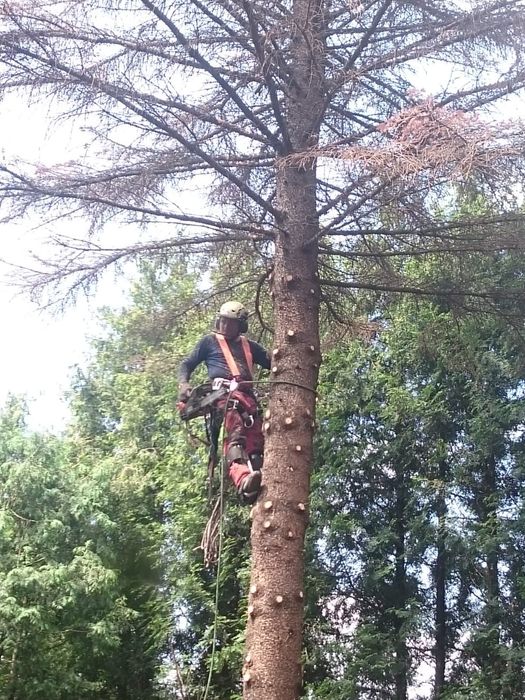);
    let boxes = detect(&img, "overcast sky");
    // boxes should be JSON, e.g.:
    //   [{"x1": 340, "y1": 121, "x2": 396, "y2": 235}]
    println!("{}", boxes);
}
[
  {"x1": 0, "y1": 98, "x2": 131, "y2": 432},
  {"x1": 0, "y1": 284, "x2": 98, "y2": 431}
]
